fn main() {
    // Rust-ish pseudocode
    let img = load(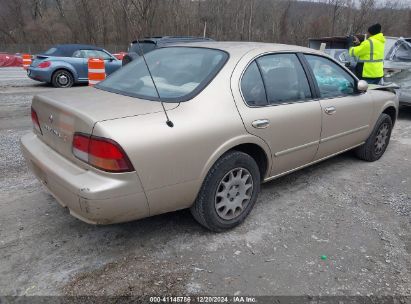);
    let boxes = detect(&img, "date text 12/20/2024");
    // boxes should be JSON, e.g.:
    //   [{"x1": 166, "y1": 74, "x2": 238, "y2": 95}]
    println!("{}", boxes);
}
[{"x1": 149, "y1": 296, "x2": 257, "y2": 303}]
